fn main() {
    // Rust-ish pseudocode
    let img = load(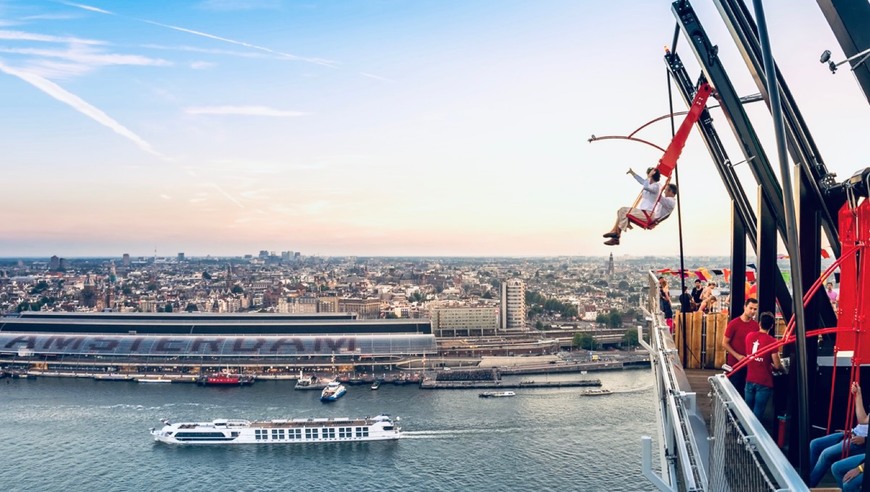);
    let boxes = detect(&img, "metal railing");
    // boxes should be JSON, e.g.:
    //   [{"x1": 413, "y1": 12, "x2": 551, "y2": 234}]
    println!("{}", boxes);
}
[{"x1": 641, "y1": 272, "x2": 806, "y2": 491}]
